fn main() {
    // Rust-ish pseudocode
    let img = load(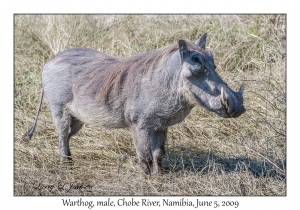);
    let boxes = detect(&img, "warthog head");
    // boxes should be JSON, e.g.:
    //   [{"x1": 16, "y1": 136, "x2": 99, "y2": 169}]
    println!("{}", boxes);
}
[{"x1": 179, "y1": 34, "x2": 245, "y2": 118}]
